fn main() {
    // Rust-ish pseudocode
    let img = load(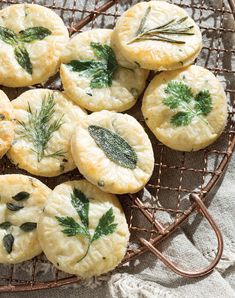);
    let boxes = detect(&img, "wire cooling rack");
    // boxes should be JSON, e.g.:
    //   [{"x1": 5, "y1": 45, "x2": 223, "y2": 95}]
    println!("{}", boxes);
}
[{"x1": 0, "y1": 0, "x2": 234, "y2": 292}]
